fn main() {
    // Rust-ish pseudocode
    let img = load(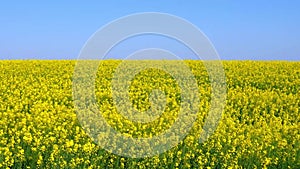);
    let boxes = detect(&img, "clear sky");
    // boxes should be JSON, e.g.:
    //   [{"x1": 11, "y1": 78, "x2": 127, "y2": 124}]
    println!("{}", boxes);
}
[{"x1": 1, "y1": 0, "x2": 299, "y2": 60}]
